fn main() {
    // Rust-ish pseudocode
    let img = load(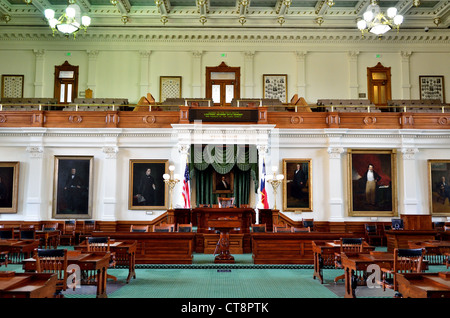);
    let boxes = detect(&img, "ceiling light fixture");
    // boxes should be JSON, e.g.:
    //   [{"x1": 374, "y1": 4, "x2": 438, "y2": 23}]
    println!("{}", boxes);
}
[
  {"x1": 357, "y1": 0, "x2": 403, "y2": 37},
  {"x1": 44, "y1": 0, "x2": 91, "y2": 38}
]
